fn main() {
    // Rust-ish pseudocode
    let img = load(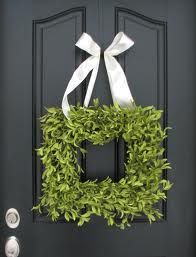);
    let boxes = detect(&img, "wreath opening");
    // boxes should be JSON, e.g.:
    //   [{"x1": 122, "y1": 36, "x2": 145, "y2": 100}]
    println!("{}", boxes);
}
[{"x1": 34, "y1": 99, "x2": 172, "y2": 229}]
